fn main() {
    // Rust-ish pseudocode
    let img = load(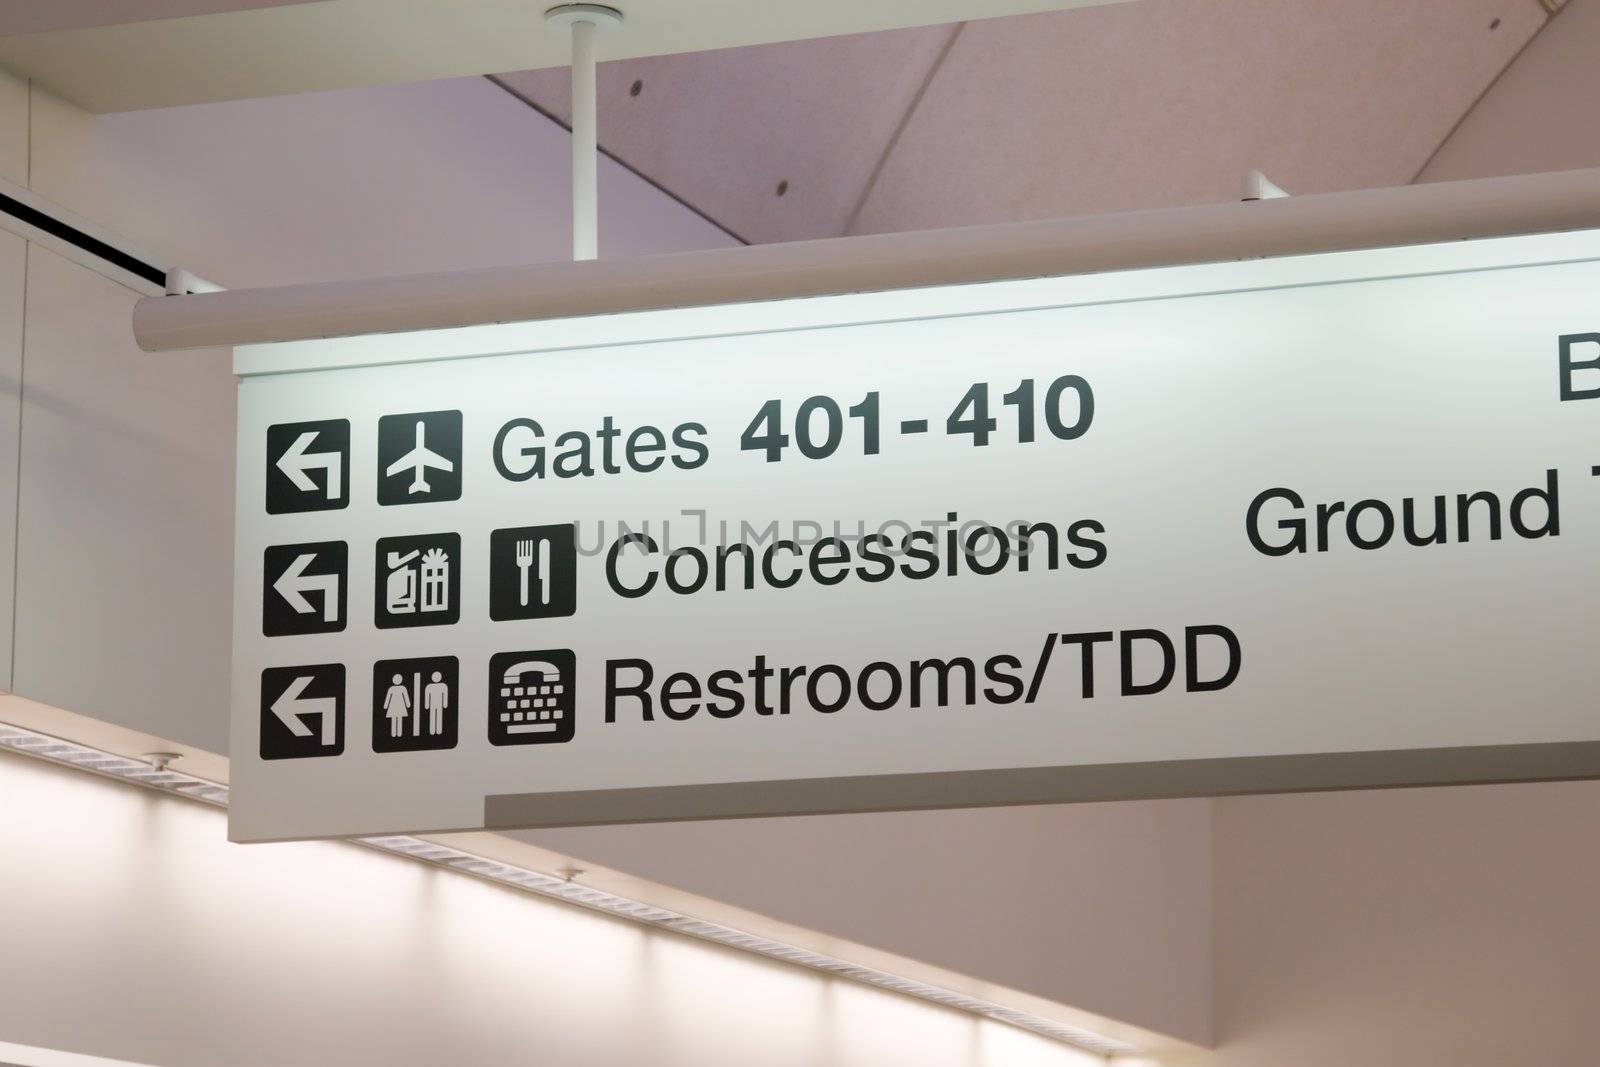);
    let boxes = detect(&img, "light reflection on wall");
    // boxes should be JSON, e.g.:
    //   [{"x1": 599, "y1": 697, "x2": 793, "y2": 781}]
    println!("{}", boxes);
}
[{"x1": 0, "y1": 751, "x2": 1104, "y2": 1067}]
